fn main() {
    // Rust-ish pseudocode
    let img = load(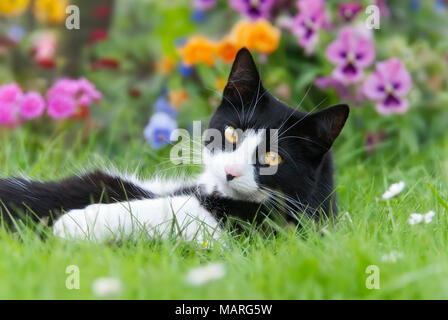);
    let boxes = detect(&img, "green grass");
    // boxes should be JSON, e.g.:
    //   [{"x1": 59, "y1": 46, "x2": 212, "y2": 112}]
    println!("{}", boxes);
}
[{"x1": 1, "y1": 108, "x2": 448, "y2": 299}]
